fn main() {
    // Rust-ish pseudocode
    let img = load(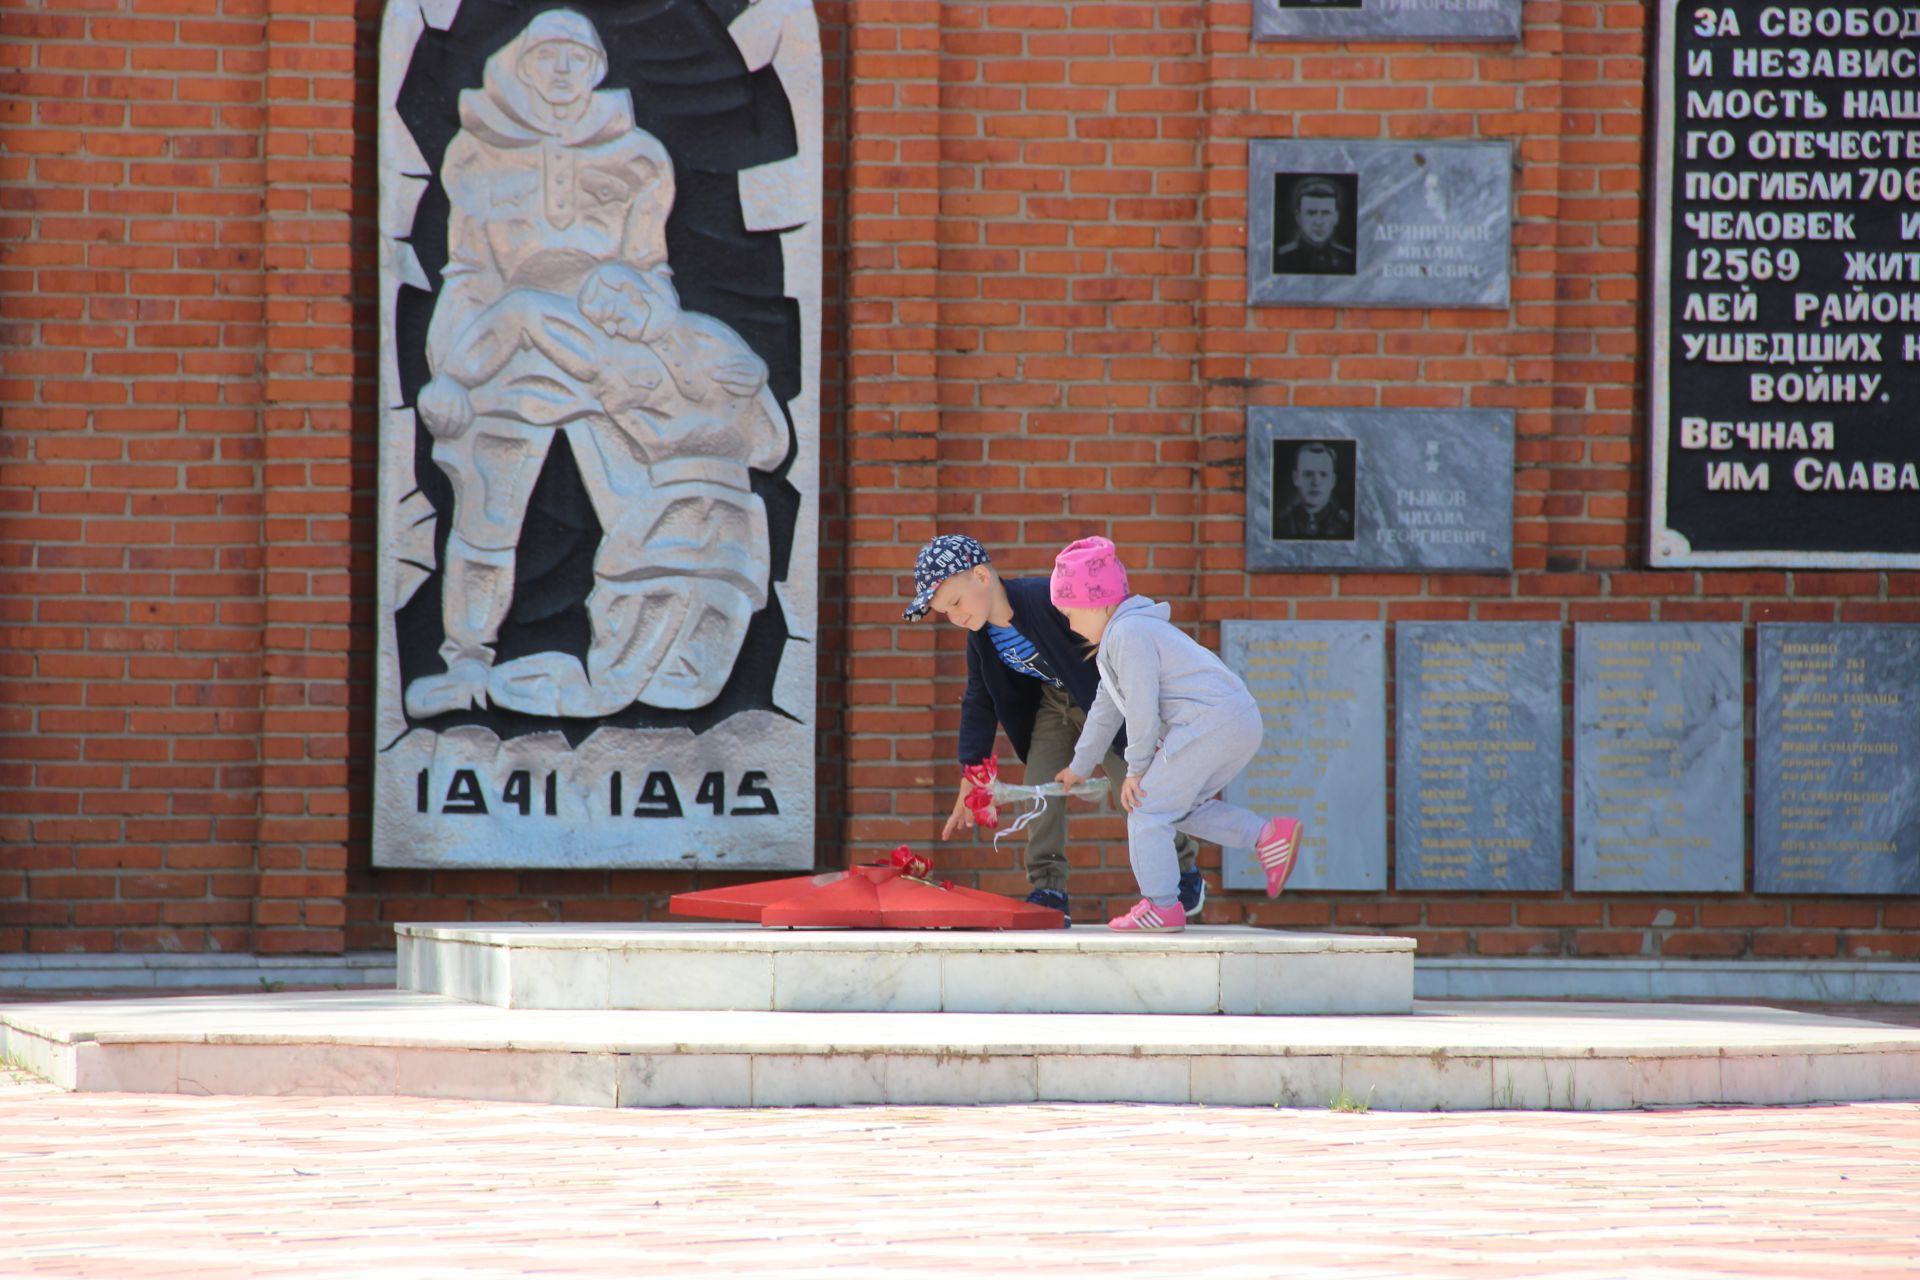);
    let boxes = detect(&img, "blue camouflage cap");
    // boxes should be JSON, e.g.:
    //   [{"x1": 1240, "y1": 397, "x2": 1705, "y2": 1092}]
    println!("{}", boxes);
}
[{"x1": 903, "y1": 534, "x2": 991, "y2": 620}]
